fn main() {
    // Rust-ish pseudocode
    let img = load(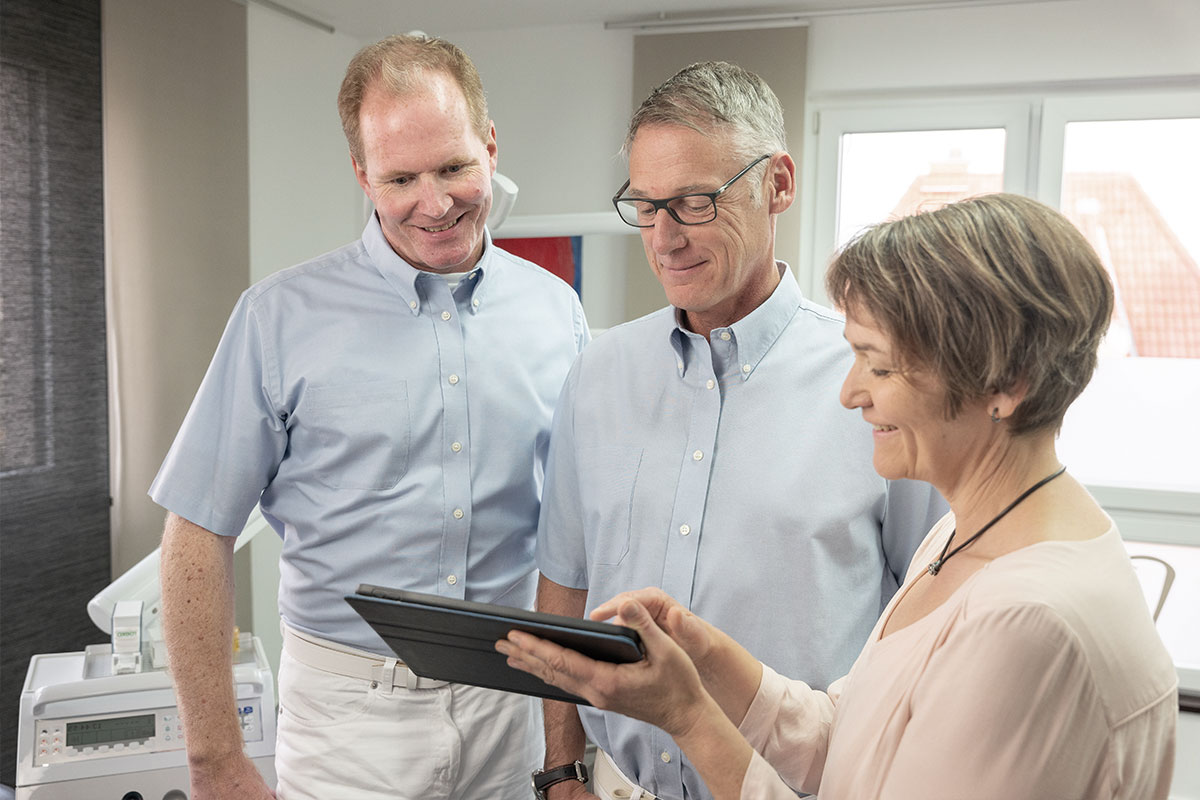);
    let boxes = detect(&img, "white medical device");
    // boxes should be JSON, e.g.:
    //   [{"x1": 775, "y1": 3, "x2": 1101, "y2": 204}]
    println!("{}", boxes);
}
[
  {"x1": 17, "y1": 637, "x2": 275, "y2": 800},
  {"x1": 16, "y1": 508, "x2": 278, "y2": 799},
  {"x1": 487, "y1": 172, "x2": 519, "y2": 232},
  {"x1": 86, "y1": 506, "x2": 273, "y2": 645}
]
